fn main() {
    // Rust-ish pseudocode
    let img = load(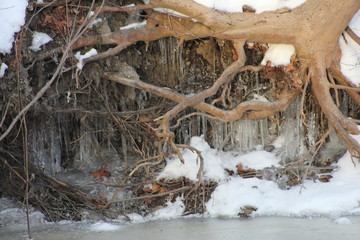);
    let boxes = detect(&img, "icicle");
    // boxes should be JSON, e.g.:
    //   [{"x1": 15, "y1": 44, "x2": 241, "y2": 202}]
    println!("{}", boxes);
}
[{"x1": 277, "y1": 96, "x2": 307, "y2": 162}]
